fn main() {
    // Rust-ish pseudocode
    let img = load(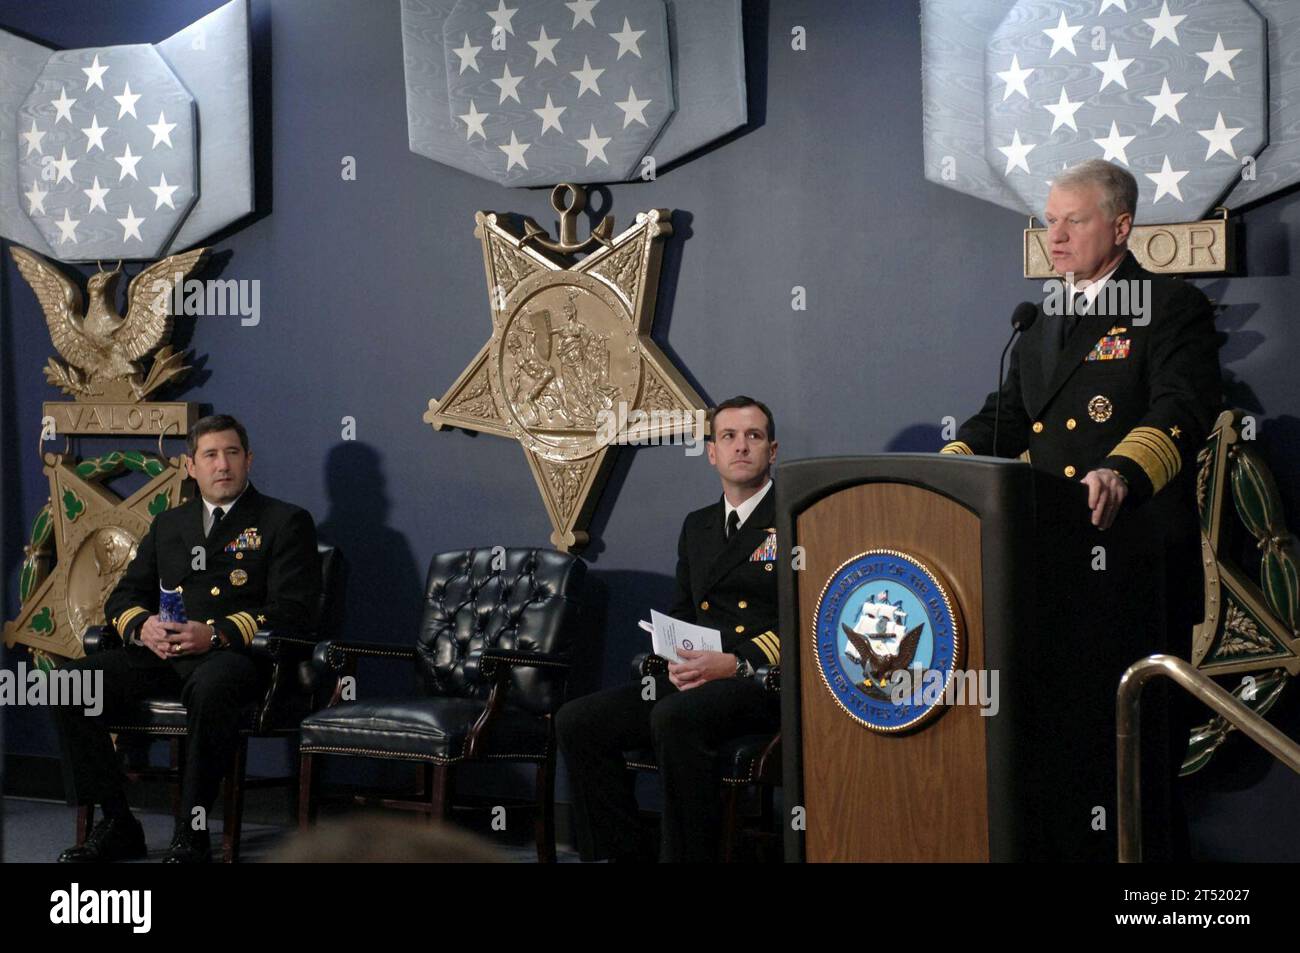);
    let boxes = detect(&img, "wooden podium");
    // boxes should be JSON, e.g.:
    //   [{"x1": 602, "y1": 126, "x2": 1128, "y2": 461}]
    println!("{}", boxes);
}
[{"x1": 777, "y1": 454, "x2": 1179, "y2": 863}]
